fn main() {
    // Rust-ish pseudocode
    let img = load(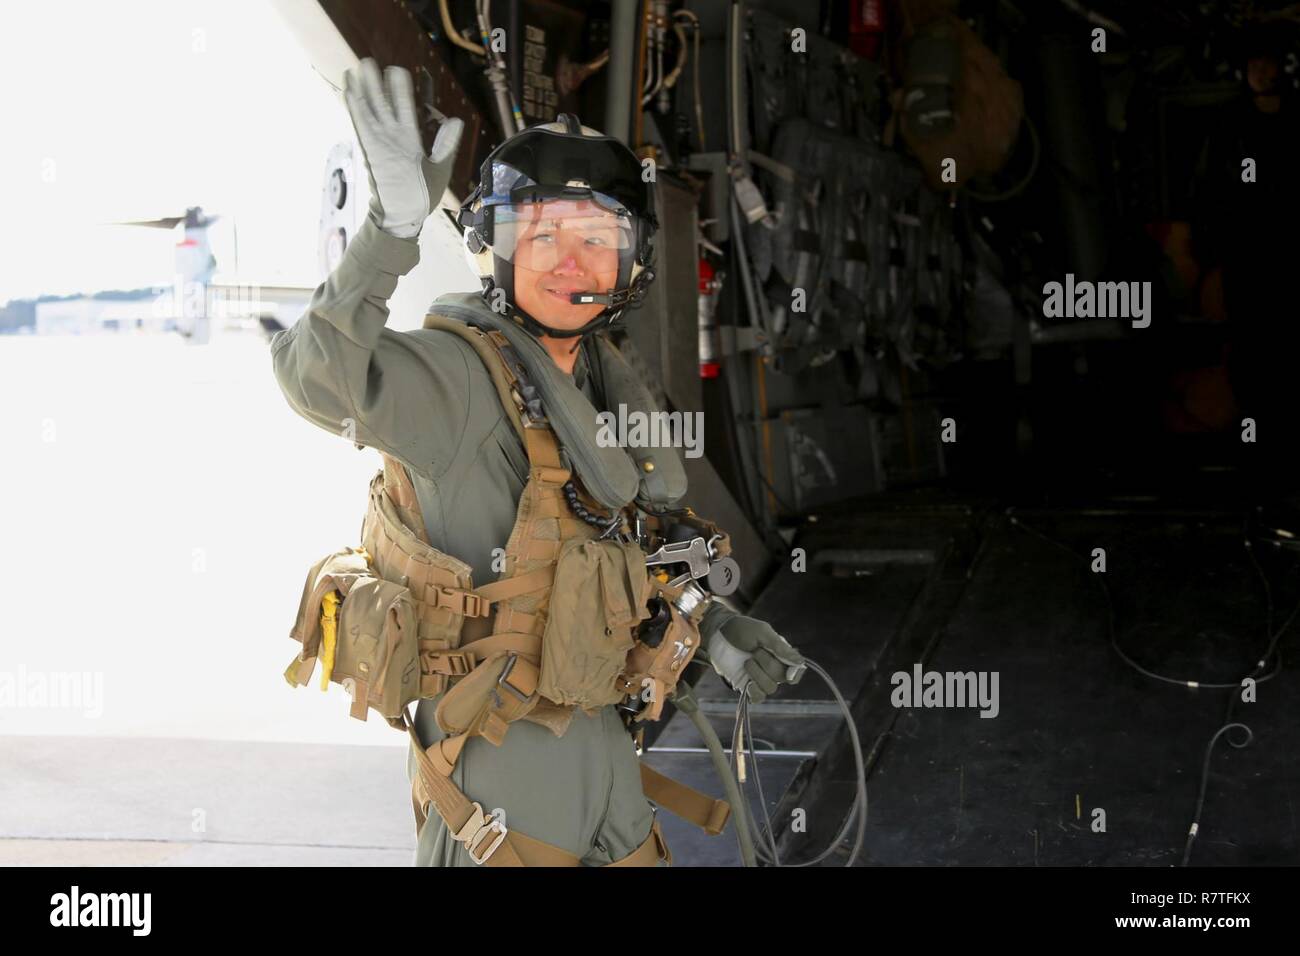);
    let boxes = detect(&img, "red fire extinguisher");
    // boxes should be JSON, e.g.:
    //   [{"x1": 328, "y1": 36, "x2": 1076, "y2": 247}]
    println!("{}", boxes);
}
[
  {"x1": 698, "y1": 256, "x2": 722, "y2": 379},
  {"x1": 849, "y1": 0, "x2": 886, "y2": 60}
]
